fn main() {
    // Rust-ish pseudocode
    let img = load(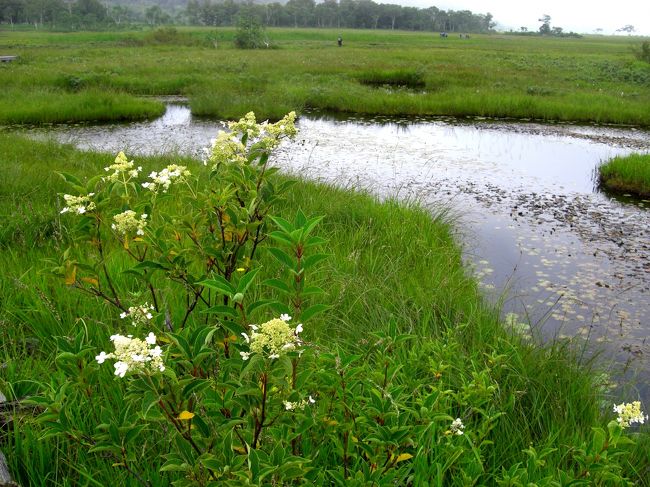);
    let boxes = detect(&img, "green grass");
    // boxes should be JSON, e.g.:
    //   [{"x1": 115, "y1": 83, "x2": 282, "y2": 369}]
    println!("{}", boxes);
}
[
  {"x1": 1, "y1": 28, "x2": 650, "y2": 124},
  {"x1": 599, "y1": 153, "x2": 650, "y2": 197},
  {"x1": 1, "y1": 133, "x2": 649, "y2": 484}
]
